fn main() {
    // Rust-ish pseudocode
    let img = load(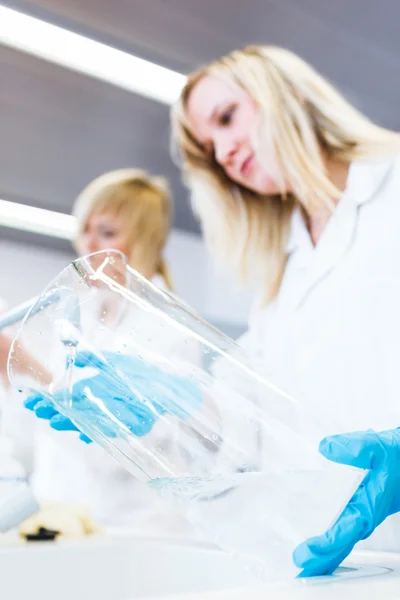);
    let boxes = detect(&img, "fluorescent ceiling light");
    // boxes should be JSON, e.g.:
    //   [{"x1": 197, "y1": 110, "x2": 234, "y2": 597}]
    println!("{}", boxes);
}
[
  {"x1": 0, "y1": 199, "x2": 76, "y2": 240},
  {"x1": 0, "y1": 5, "x2": 186, "y2": 105}
]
